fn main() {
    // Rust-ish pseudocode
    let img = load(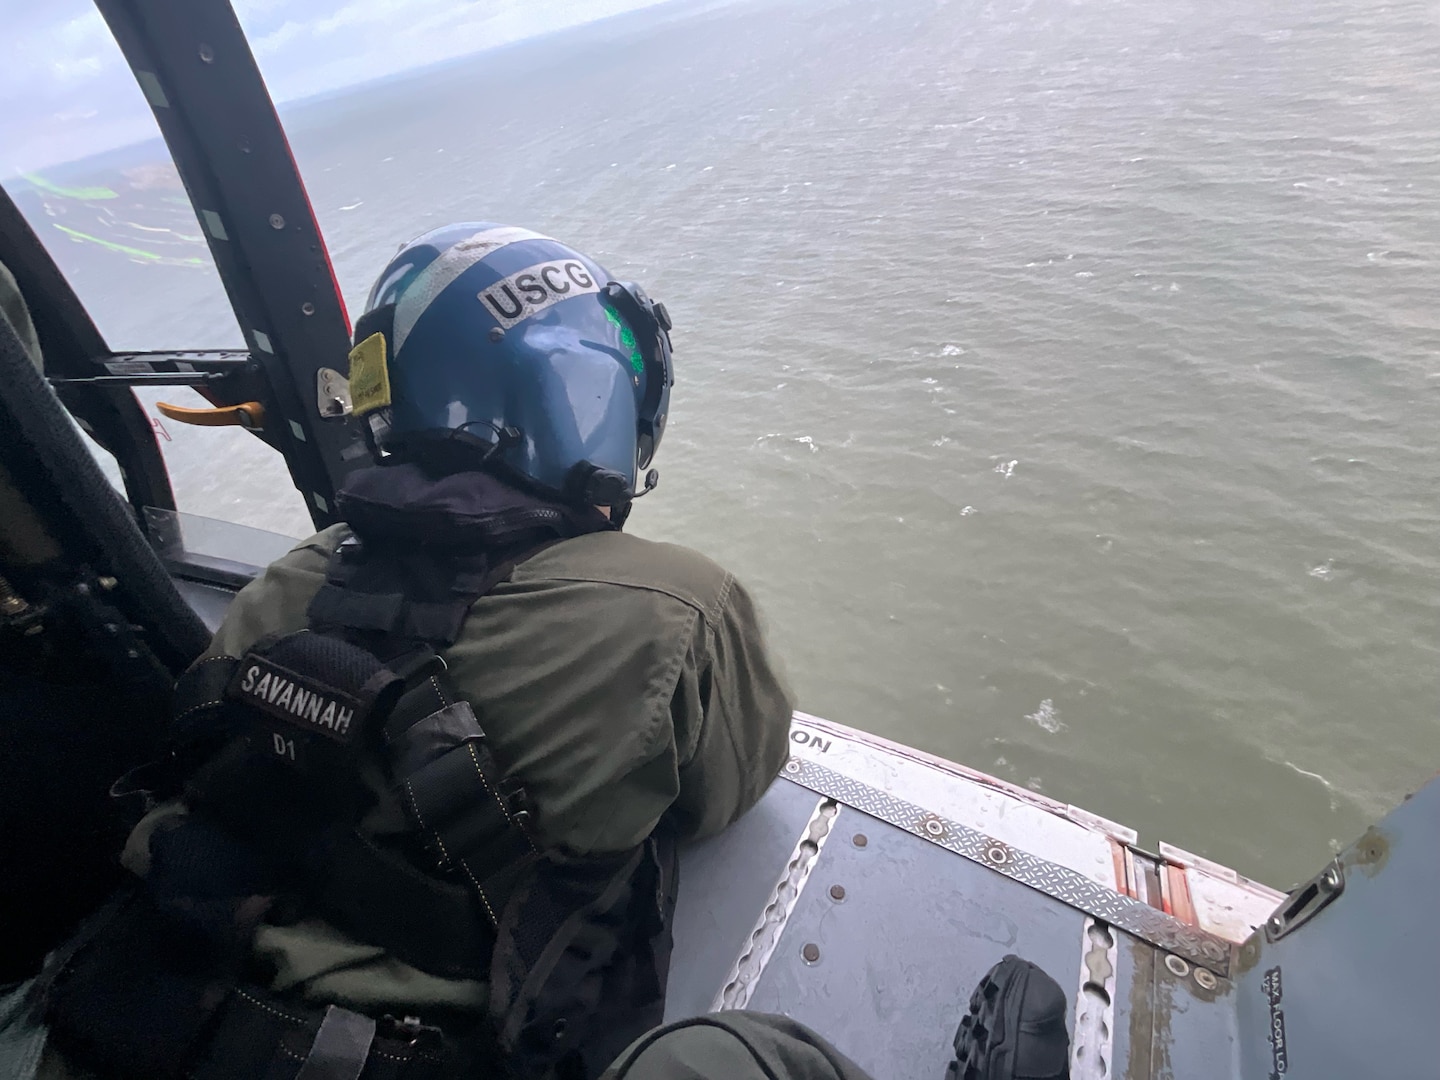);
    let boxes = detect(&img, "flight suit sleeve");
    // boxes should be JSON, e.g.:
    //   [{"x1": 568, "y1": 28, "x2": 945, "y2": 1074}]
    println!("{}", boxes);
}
[
  {"x1": 203, "y1": 525, "x2": 346, "y2": 659},
  {"x1": 599, "y1": 1013, "x2": 874, "y2": 1080},
  {"x1": 668, "y1": 575, "x2": 795, "y2": 841}
]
